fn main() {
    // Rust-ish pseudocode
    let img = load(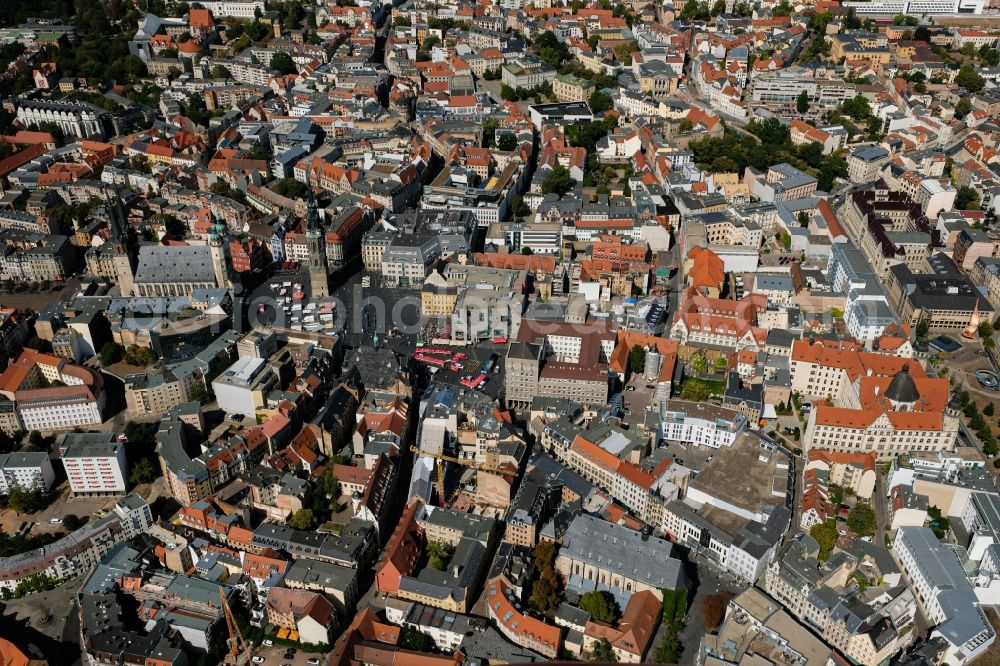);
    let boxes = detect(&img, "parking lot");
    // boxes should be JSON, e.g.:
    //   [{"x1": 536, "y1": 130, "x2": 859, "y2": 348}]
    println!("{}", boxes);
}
[
  {"x1": 0, "y1": 483, "x2": 118, "y2": 541},
  {"x1": 253, "y1": 644, "x2": 326, "y2": 666}
]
